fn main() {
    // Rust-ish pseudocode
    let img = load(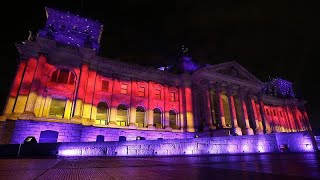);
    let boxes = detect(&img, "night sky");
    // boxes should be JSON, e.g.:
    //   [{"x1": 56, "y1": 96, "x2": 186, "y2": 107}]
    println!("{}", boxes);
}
[{"x1": 1, "y1": 0, "x2": 319, "y2": 133}]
